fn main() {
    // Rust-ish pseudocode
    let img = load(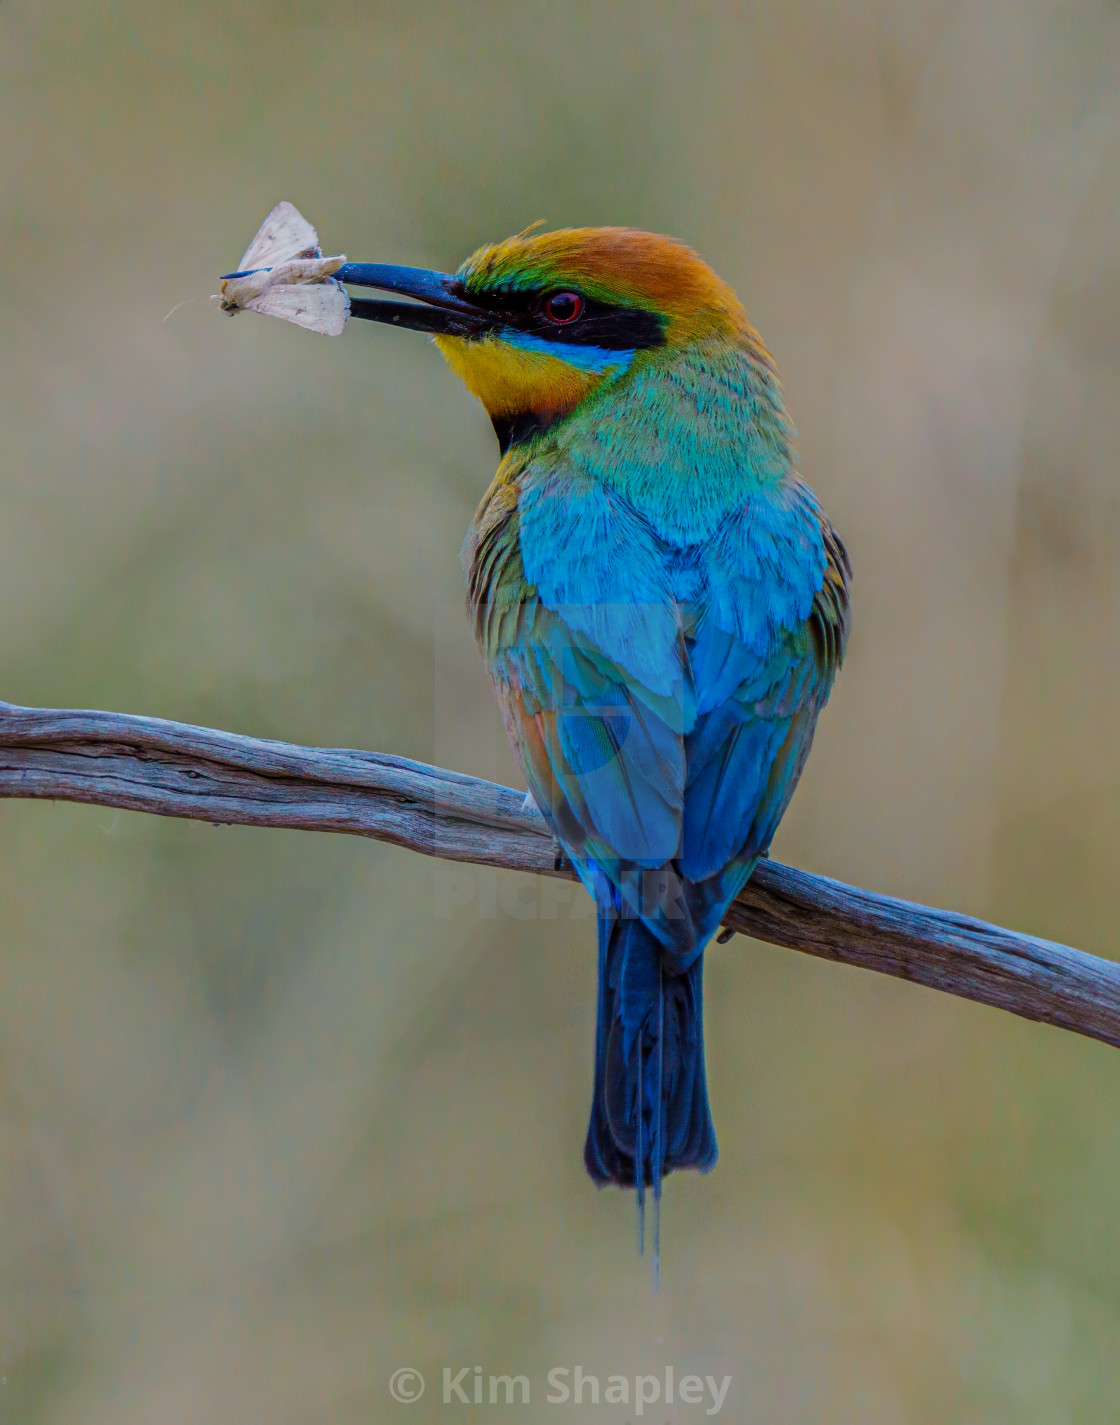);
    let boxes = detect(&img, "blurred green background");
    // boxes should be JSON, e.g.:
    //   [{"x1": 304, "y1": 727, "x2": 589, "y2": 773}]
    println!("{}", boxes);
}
[{"x1": 2, "y1": 2, "x2": 1119, "y2": 1421}]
